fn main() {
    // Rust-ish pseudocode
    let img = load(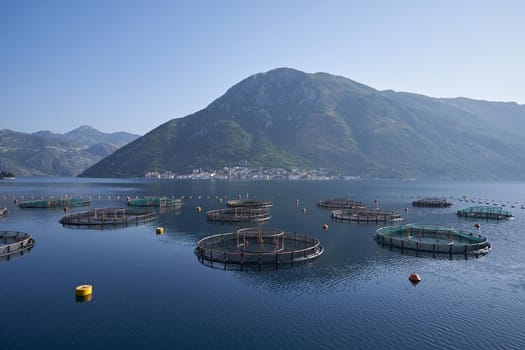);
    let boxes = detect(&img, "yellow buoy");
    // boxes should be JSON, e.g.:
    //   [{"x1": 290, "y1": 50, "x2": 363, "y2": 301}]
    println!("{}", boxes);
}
[
  {"x1": 156, "y1": 227, "x2": 164, "y2": 234},
  {"x1": 409, "y1": 274, "x2": 422, "y2": 284},
  {"x1": 75, "y1": 284, "x2": 93, "y2": 296},
  {"x1": 196, "y1": 206, "x2": 202, "y2": 212}
]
